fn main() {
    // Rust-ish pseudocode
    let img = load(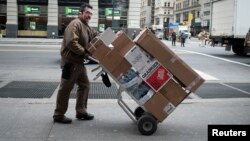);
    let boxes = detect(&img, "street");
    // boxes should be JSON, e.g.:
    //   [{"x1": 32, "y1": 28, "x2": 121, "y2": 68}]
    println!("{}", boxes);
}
[{"x1": 0, "y1": 38, "x2": 250, "y2": 99}]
